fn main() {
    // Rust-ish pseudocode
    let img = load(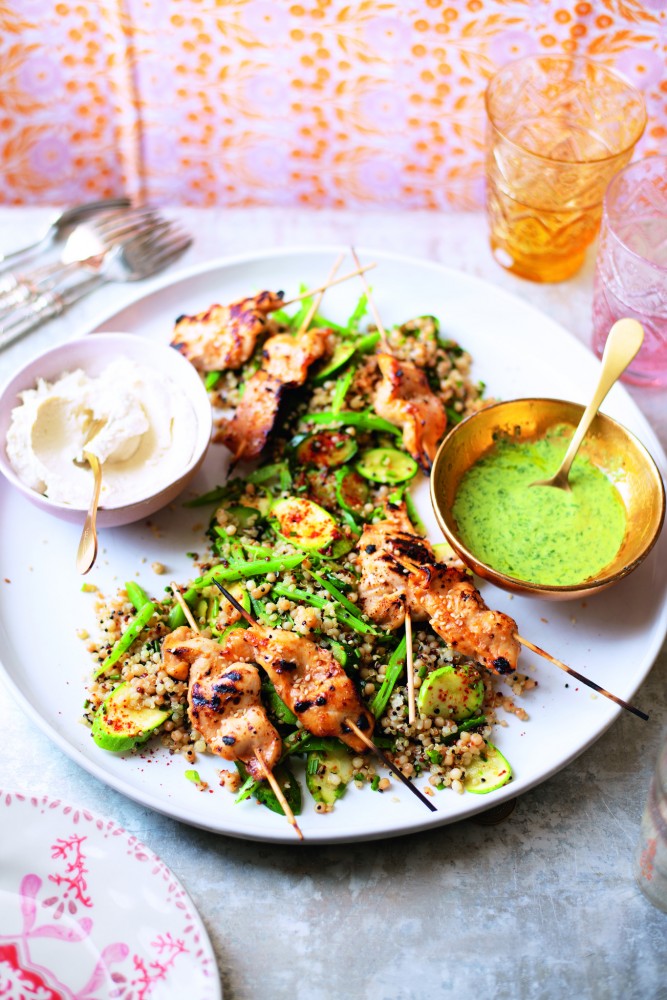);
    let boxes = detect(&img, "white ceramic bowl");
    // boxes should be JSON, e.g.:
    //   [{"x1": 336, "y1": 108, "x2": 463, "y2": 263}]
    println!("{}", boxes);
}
[{"x1": 0, "y1": 332, "x2": 212, "y2": 527}]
